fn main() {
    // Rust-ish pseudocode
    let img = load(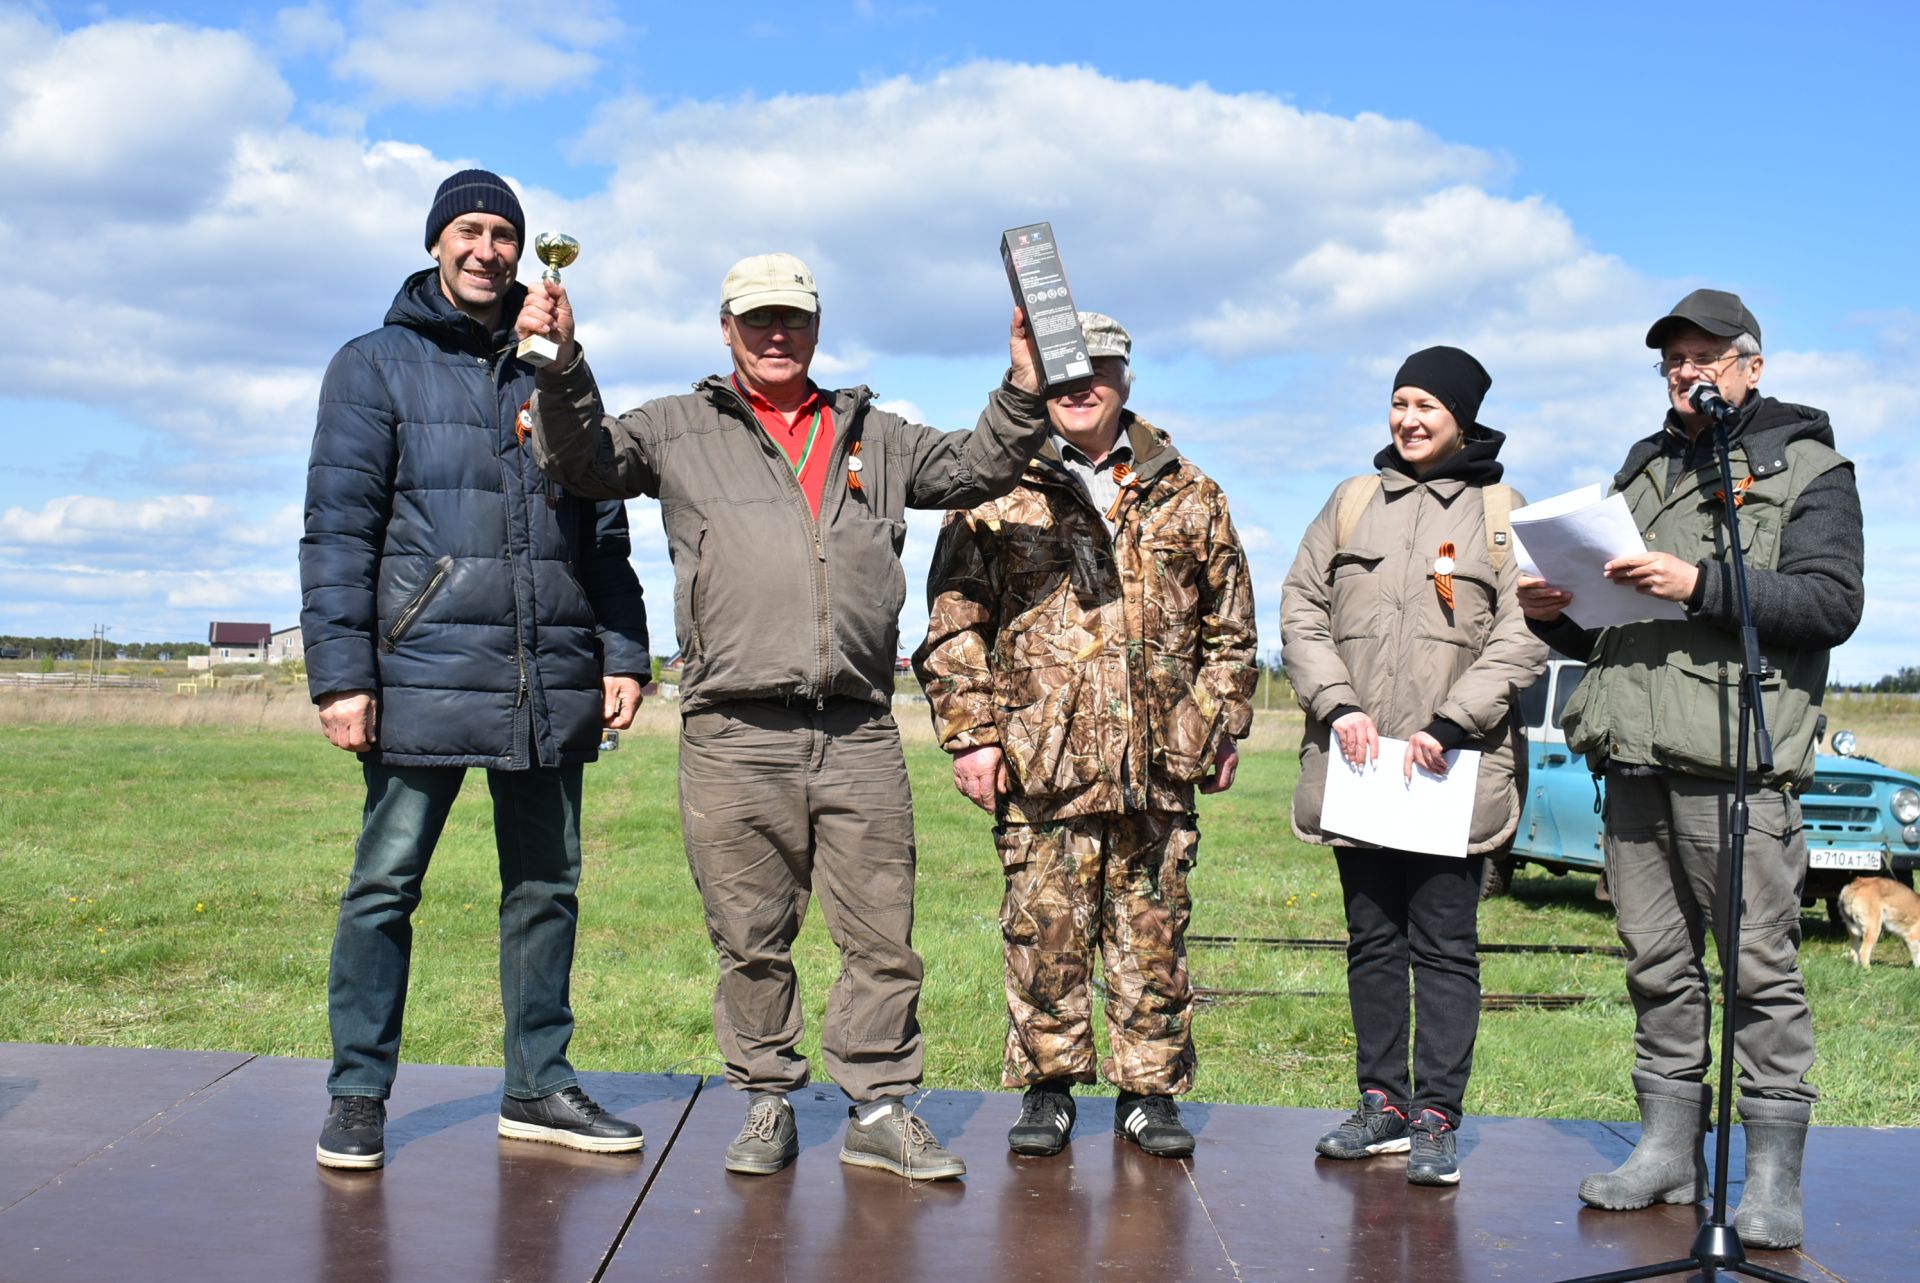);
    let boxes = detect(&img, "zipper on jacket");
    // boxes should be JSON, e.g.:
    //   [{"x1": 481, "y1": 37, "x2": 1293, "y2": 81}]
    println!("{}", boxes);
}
[
  {"x1": 380, "y1": 556, "x2": 454, "y2": 653},
  {"x1": 515, "y1": 645, "x2": 528, "y2": 708},
  {"x1": 719, "y1": 381, "x2": 861, "y2": 706}
]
